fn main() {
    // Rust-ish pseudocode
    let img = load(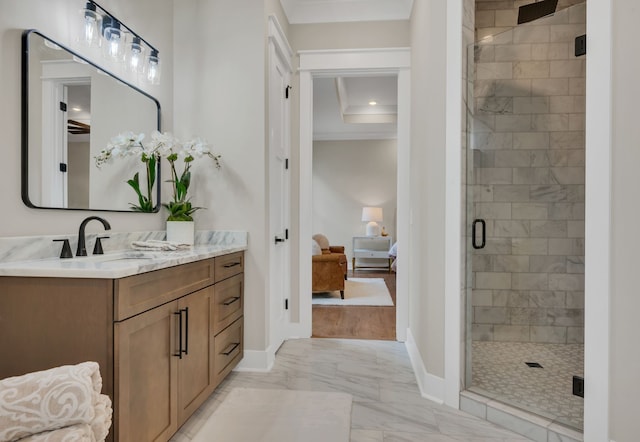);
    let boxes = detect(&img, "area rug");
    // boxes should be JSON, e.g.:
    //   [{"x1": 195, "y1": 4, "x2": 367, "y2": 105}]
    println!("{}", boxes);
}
[
  {"x1": 312, "y1": 277, "x2": 393, "y2": 306},
  {"x1": 191, "y1": 388, "x2": 352, "y2": 442}
]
